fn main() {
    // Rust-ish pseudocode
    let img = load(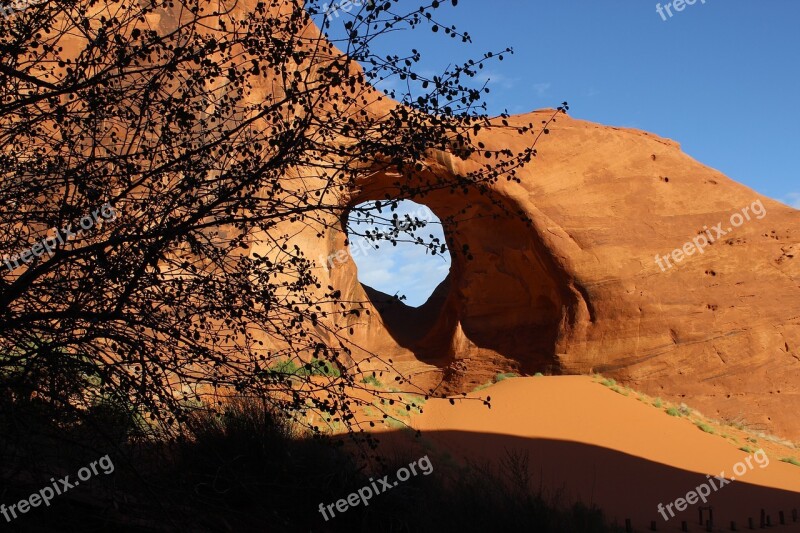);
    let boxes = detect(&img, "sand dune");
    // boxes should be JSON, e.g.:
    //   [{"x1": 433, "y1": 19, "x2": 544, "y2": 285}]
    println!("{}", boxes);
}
[{"x1": 404, "y1": 376, "x2": 800, "y2": 531}]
